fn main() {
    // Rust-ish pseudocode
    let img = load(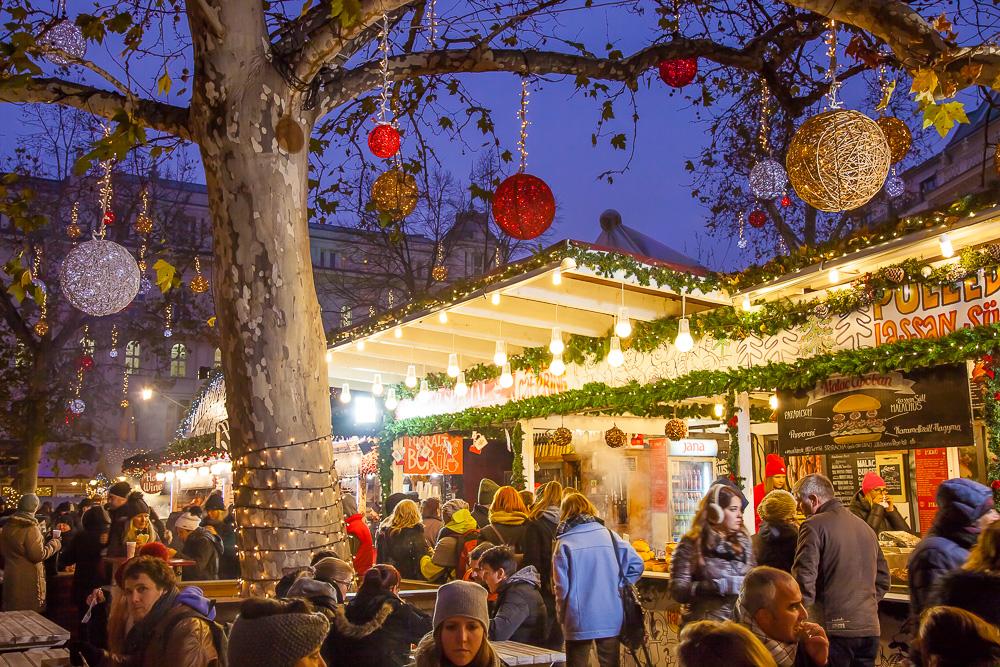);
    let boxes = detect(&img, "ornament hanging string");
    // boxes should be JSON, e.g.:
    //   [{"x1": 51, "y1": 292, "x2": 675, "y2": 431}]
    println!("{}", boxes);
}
[
  {"x1": 824, "y1": 20, "x2": 842, "y2": 109},
  {"x1": 95, "y1": 125, "x2": 115, "y2": 241},
  {"x1": 378, "y1": 14, "x2": 392, "y2": 125},
  {"x1": 426, "y1": 0, "x2": 437, "y2": 48},
  {"x1": 517, "y1": 76, "x2": 530, "y2": 173},
  {"x1": 758, "y1": 81, "x2": 771, "y2": 156}
]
